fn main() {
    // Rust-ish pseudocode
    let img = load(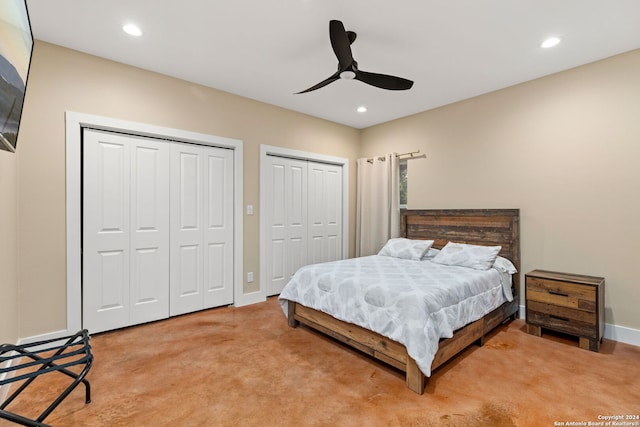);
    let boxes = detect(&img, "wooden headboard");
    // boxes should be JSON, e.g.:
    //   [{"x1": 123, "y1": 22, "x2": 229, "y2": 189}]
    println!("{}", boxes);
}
[{"x1": 401, "y1": 209, "x2": 520, "y2": 295}]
